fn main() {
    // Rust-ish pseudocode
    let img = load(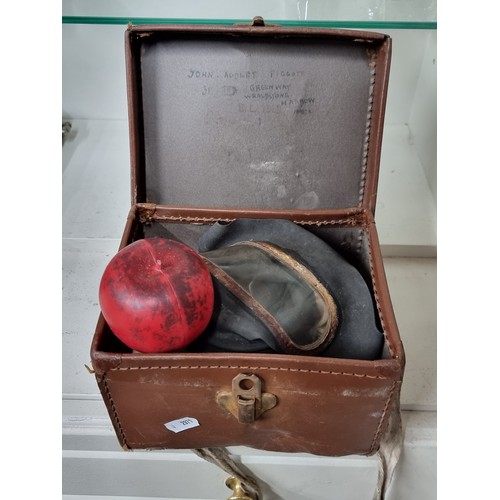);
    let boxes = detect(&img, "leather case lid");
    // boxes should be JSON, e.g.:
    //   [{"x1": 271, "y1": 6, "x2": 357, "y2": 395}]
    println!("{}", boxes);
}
[{"x1": 126, "y1": 23, "x2": 391, "y2": 213}]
